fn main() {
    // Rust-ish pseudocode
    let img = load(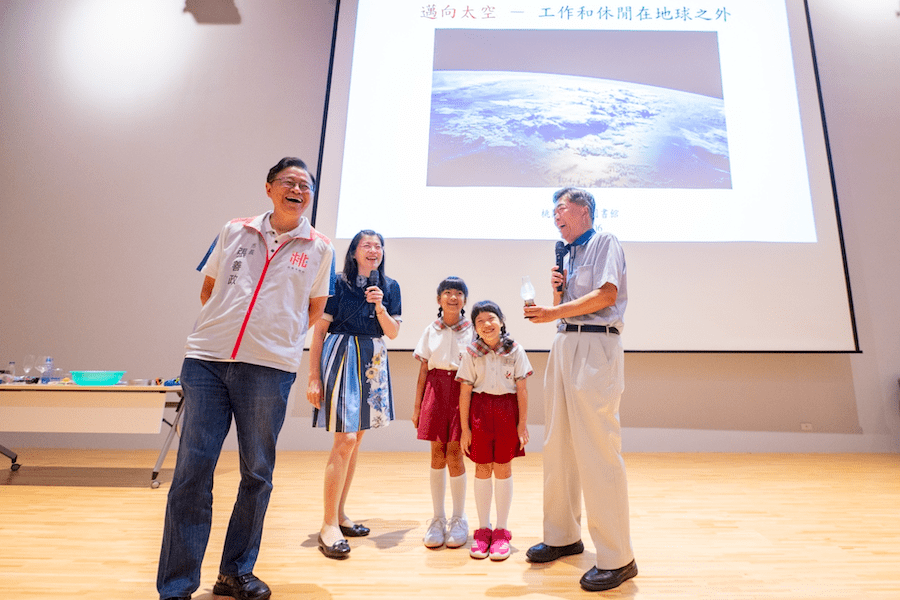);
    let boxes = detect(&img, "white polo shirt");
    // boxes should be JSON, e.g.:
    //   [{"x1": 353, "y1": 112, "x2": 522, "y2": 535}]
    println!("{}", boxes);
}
[
  {"x1": 413, "y1": 318, "x2": 473, "y2": 372},
  {"x1": 185, "y1": 211, "x2": 335, "y2": 372}
]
